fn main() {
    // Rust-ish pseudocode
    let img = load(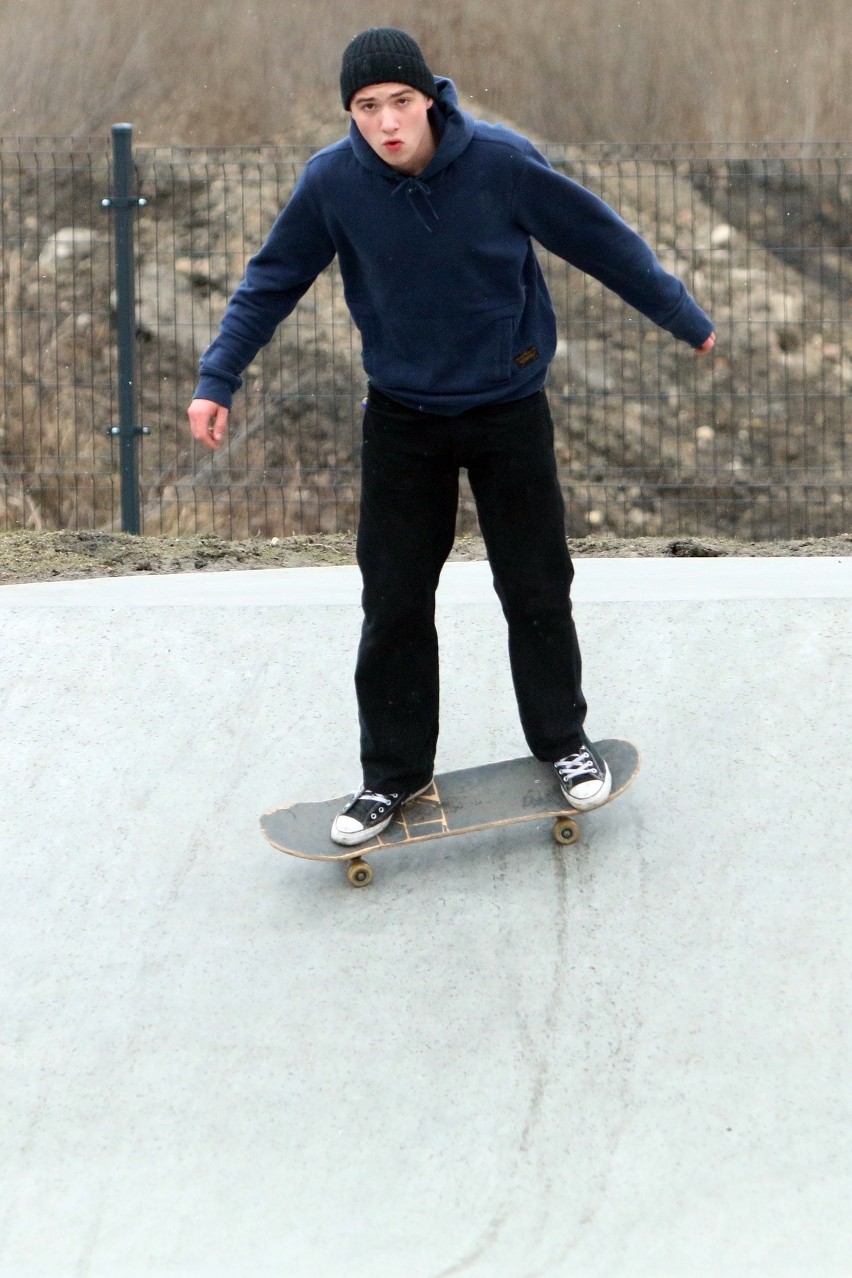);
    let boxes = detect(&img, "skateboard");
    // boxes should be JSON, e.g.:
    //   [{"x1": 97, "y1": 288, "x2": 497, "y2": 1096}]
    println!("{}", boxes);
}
[{"x1": 260, "y1": 738, "x2": 639, "y2": 887}]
